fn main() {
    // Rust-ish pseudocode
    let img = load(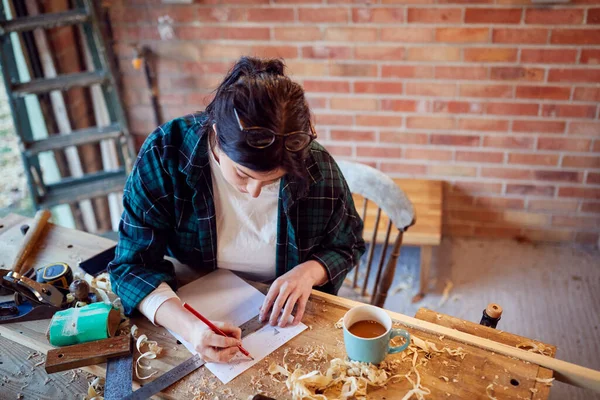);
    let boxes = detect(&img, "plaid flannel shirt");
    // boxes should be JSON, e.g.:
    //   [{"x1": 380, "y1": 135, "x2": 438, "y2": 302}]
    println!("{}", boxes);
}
[{"x1": 108, "y1": 112, "x2": 366, "y2": 315}]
